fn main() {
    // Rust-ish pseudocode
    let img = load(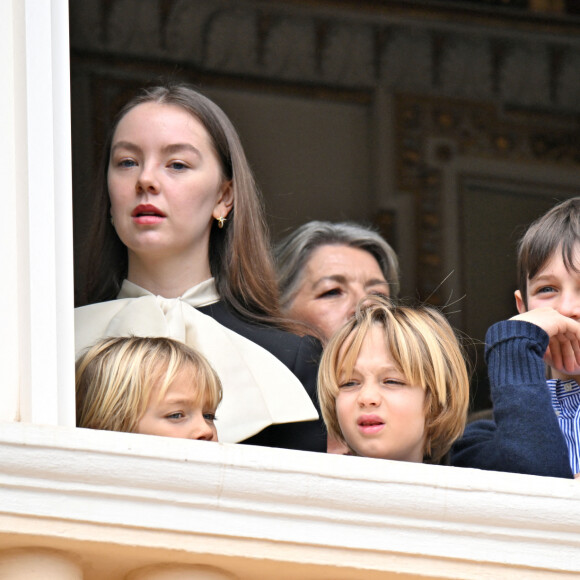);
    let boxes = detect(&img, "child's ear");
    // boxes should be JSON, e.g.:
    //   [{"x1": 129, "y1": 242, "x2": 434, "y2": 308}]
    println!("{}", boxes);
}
[{"x1": 514, "y1": 289, "x2": 527, "y2": 314}]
